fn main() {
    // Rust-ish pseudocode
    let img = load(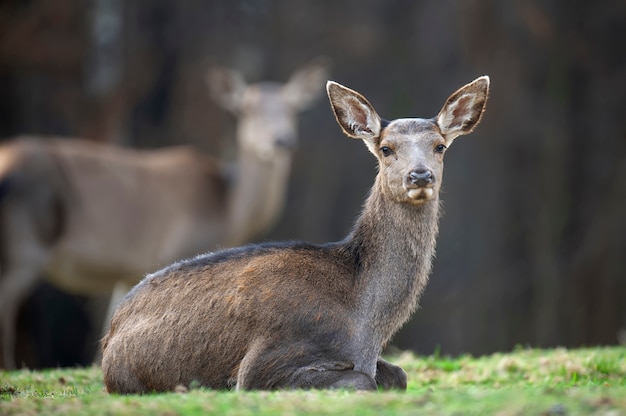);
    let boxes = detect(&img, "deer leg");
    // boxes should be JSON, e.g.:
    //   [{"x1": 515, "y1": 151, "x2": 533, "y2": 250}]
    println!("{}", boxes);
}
[
  {"x1": 375, "y1": 358, "x2": 407, "y2": 390},
  {"x1": 0, "y1": 206, "x2": 51, "y2": 369},
  {"x1": 91, "y1": 281, "x2": 131, "y2": 366},
  {"x1": 287, "y1": 365, "x2": 377, "y2": 390},
  {"x1": 103, "y1": 281, "x2": 131, "y2": 334},
  {"x1": 238, "y1": 360, "x2": 377, "y2": 391},
  {"x1": 0, "y1": 265, "x2": 43, "y2": 369},
  {"x1": 0, "y1": 294, "x2": 19, "y2": 370},
  {"x1": 235, "y1": 339, "x2": 377, "y2": 391}
]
